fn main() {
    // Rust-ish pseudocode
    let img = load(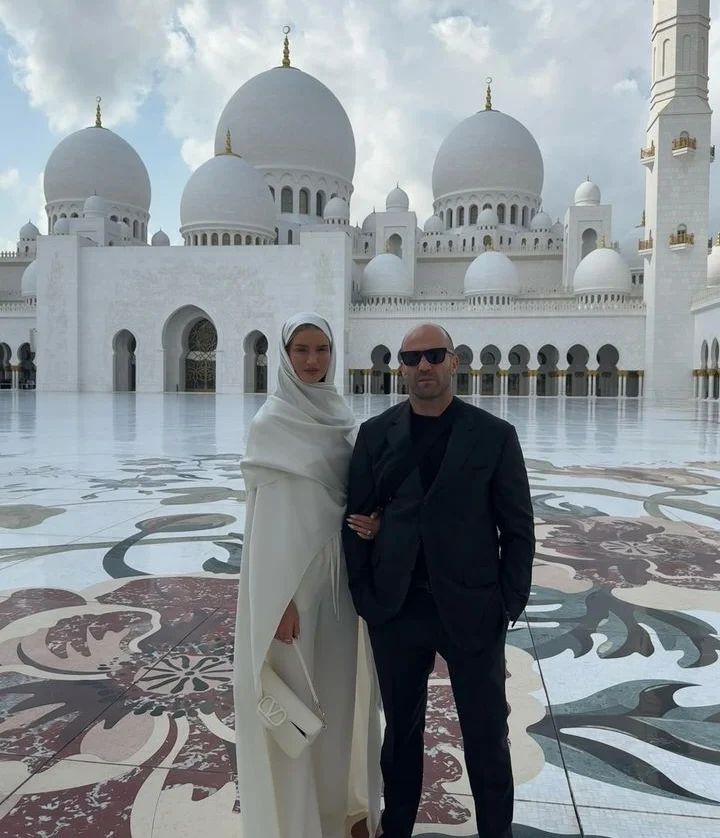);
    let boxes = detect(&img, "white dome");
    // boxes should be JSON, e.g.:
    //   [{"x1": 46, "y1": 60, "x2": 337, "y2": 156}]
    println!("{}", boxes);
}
[
  {"x1": 151, "y1": 229, "x2": 170, "y2": 246},
  {"x1": 423, "y1": 214, "x2": 444, "y2": 233},
  {"x1": 53, "y1": 217, "x2": 70, "y2": 235},
  {"x1": 83, "y1": 195, "x2": 108, "y2": 217},
  {"x1": 573, "y1": 247, "x2": 631, "y2": 295},
  {"x1": 180, "y1": 153, "x2": 276, "y2": 236},
  {"x1": 215, "y1": 67, "x2": 355, "y2": 183},
  {"x1": 362, "y1": 211, "x2": 377, "y2": 234},
  {"x1": 574, "y1": 178, "x2": 601, "y2": 206},
  {"x1": 551, "y1": 219, "x2": 564, "y2": 237},
  {"x1": 21, "y1": 261, "x2": 37, "y2": 297},
  {"x1": 464, "y1": 250, "x2": 520, "y2": 296},
  {"x1": 476, "y1": 208, "x2": 498, "y2": 227},
  {"x1": 324, "y1": 196, "x2": 349, "y2": 220},
  {"x1": 44, "y1": 126, "x2": 151, "y2": 211},
  {"x1": 707, "y1": 241, "x2": 720, "y2": 286},
  {"x1": 432, "y1": 109, "x2": 543, "y2": 200},
  {"x1": 531, "y1": 210, "x2": 552, "y2": 231},
  {"x1": 362, "y1": 253, "x2": 412, "y2": 297},
  {"x1": 19, "y1": 221, "x2": 39, "y2": 240},
  {"x1": 386, "y1": 185, "x2": 409, "y2": 212}
]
